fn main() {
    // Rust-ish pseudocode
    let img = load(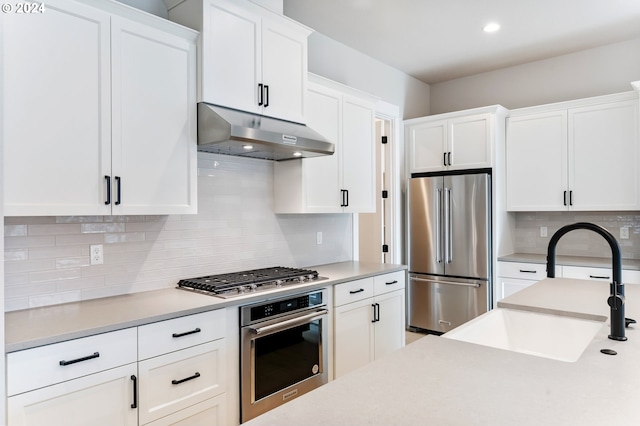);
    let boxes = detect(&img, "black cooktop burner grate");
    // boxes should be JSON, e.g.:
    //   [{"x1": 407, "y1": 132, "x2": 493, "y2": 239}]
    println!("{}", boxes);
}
[{"x1": 177, "y1": 266, "x2": 320, "y2": 297}]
